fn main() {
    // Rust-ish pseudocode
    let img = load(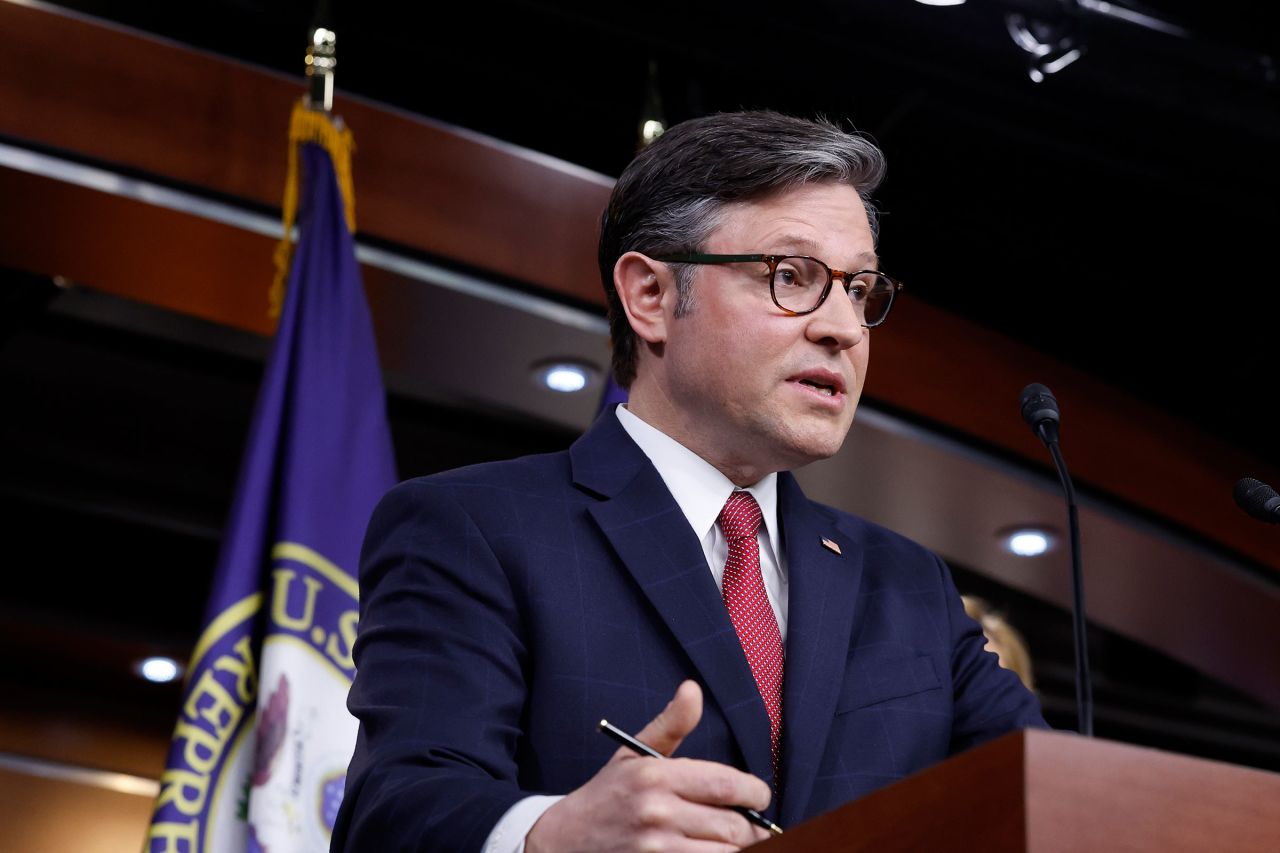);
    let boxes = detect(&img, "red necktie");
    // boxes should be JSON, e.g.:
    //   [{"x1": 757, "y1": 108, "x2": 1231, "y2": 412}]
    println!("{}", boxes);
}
[{"x1": 718, "y1": 490, "x2": 784, "y2": 782}]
